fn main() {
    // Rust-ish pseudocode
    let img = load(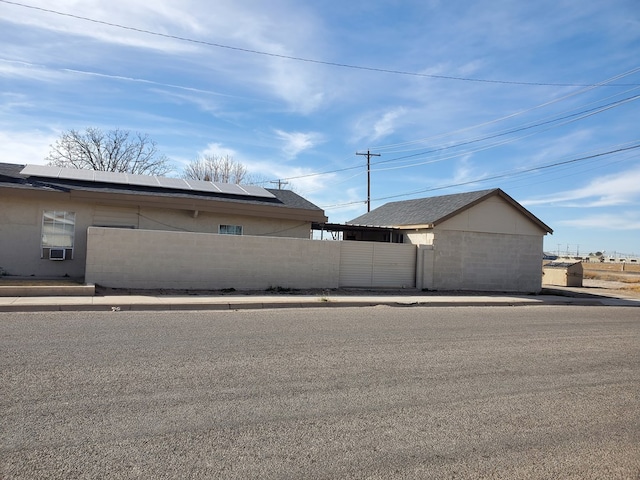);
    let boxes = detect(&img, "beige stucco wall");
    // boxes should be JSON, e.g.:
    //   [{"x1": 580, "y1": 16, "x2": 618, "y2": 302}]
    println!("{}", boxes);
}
[
  {"x1": 0, "y1": 193, "x2": 312, "y2": 278},
  {"x1": 0, "y1": 194, "x2": 90, "y2": 277},
  {"x1": 430, "y1": 229, "x2": 544, "y2": 292},
  {"x1": 405, "y1": 230, "x2": 435, "y2": 245},
  {"x1": 437, "y1": 196, "x2": 546, "y2": 235},
  {"x1": 86, "y1": 227, "x2": 341, "y2": 290},
  {"x1": 134, "y1": 206, "x2": 312, "y2": 238}
]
